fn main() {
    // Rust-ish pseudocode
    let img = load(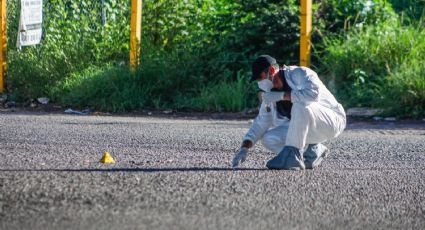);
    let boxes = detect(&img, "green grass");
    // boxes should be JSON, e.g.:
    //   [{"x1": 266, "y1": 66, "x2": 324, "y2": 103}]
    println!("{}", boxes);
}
[
  {"x1": 175, "y1": 72, "x2": 256, "y2": 112},
  {"x1": 52, "y1": 65, "x2": 150, "y2": 112},
  {"x1": 52, "y1": 63, "x2": 257, "y2": 113},
  {"x1": 319, "y1": 18, "x2": 425, "y2": 117},
  {"x1": 382, "y1": 40, "x2": 425, "y2": 118}
]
